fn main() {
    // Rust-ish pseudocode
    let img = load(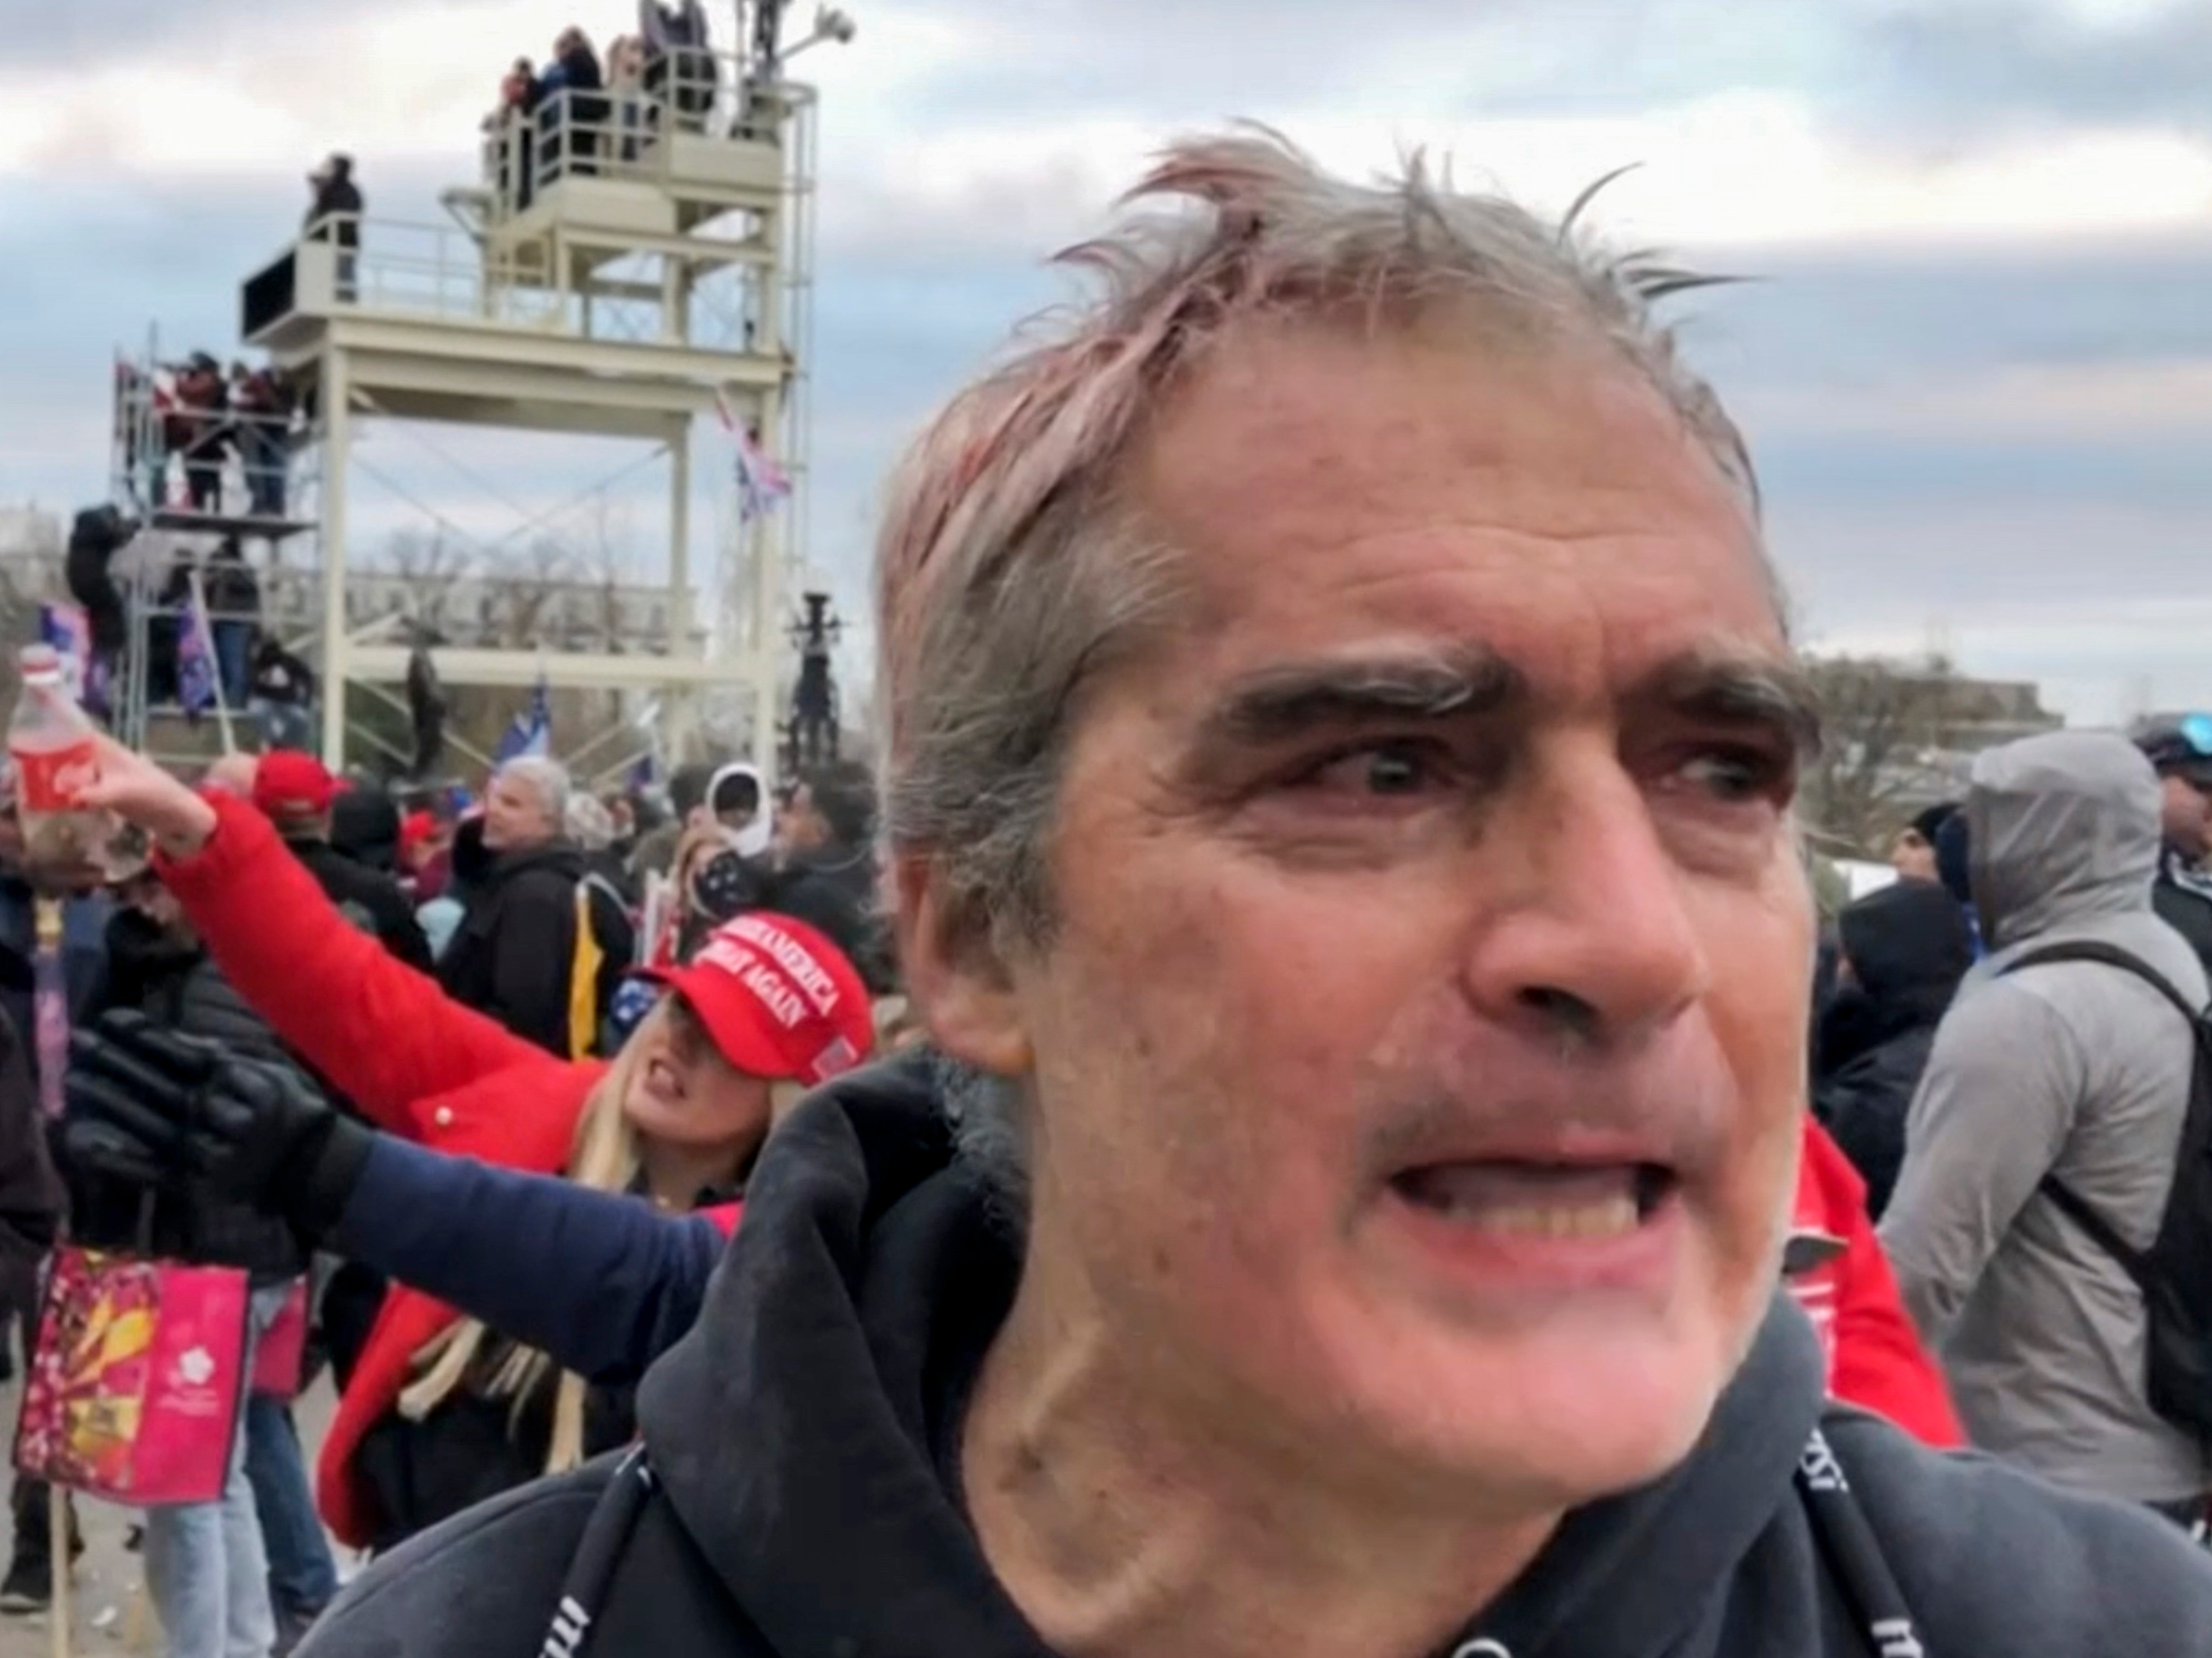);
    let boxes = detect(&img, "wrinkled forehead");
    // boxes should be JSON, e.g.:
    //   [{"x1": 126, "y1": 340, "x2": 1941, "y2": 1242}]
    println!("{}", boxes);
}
[{"x1": 1119, "y1": 321, "x2": 1781, "y2": 713}]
